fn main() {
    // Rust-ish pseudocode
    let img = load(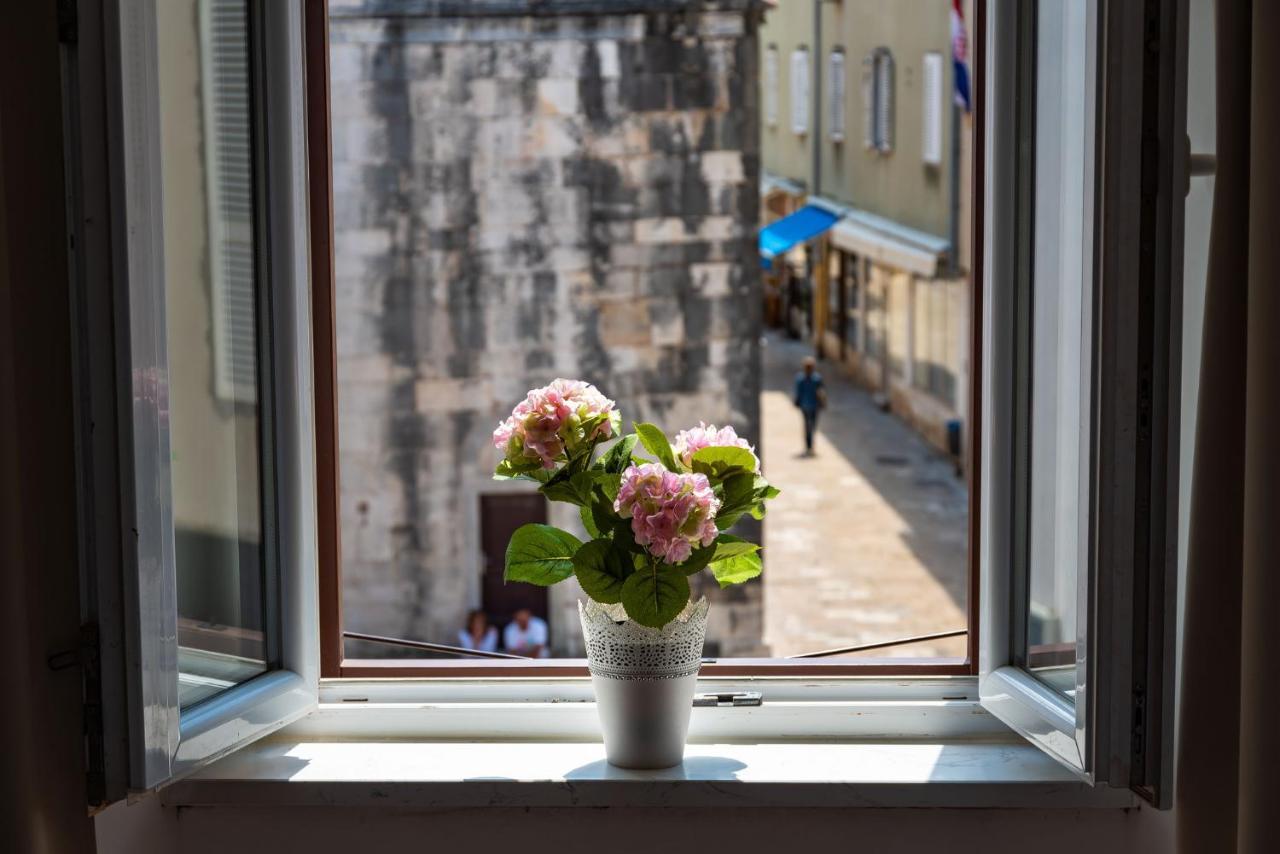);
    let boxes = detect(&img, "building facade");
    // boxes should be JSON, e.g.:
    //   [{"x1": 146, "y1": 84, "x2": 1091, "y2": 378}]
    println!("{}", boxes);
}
[
  {"x1": 759, "y1": 0, "x2": 975, "y2": 460},
  {"x1": 330, "y1": 0, "x2": 768, "y2": 657}
]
